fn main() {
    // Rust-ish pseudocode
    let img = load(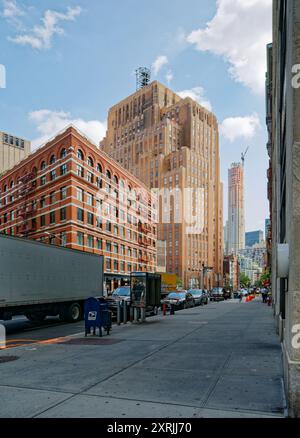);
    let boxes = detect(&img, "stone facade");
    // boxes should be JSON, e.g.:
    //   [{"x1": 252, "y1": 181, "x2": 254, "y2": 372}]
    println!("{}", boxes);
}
[
  {"x1": 271, "y1": 0, "x2": 300, "y2": 417},
  {"x1": 0, "y1": 131, "x2": 30, "y2": 175}
]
